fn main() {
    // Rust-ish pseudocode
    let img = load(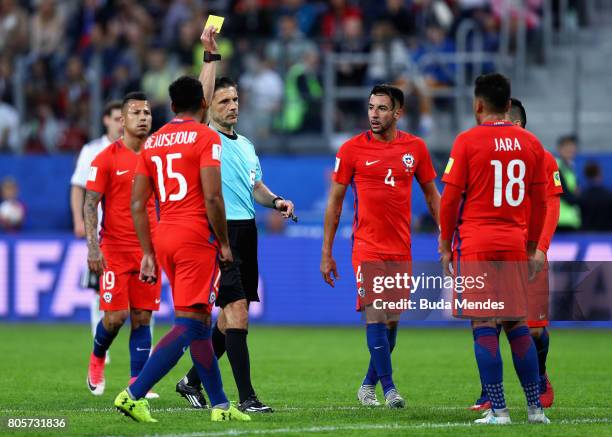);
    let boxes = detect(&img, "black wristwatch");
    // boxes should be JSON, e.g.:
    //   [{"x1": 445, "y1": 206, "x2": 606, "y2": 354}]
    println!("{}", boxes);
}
[
  {"x1": 272, "y1": 196, "x2": 284, "y2": 209},
  {"x1": 203, "y1": 51, "x2": 222, "y2": 63}
]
